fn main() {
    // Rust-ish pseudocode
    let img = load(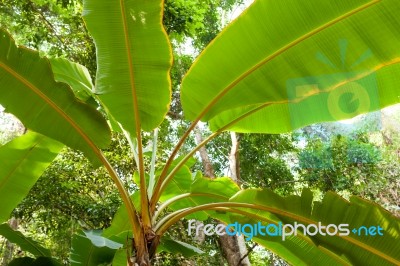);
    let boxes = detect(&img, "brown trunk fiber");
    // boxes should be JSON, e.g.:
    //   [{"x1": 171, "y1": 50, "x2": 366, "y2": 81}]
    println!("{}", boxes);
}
[{"x1": 133, "y1": 230, "x2": 150, "y2": 266}]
